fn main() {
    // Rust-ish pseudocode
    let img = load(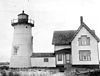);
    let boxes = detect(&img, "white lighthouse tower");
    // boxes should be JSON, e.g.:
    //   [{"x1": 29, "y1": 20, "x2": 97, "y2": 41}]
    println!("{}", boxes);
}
[{"x1": 10, "y1": 11, "x2": 34, "y2": 68}]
